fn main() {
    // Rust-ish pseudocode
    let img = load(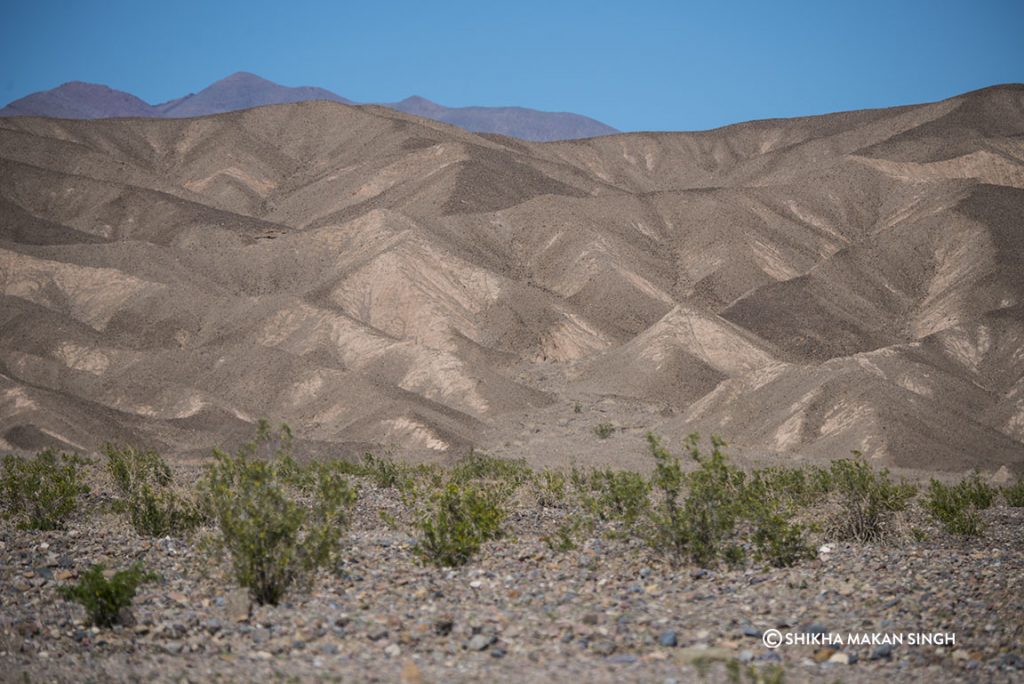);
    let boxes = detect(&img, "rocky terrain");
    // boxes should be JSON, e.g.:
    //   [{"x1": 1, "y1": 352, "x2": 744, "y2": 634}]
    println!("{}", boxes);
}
[
  {"x1": 0, "y1": 72, "x2": 617, "y2": 141},
  {"x1": 1, "y1": 458, "x2": 1022, "y2": 684},
  {"x1": 1, "y1": 84, "x2": 1023, "y2": 475}
]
